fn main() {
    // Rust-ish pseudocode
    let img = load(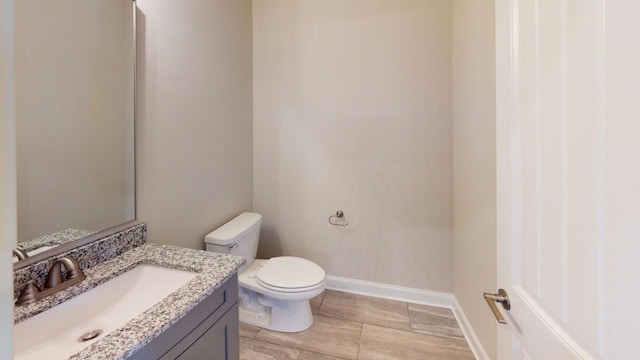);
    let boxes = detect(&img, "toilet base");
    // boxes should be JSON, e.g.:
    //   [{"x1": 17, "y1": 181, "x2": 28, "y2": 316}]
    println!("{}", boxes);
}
[{"x1": 239, "y1": 294, "x2": 314, "y2": 333}]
